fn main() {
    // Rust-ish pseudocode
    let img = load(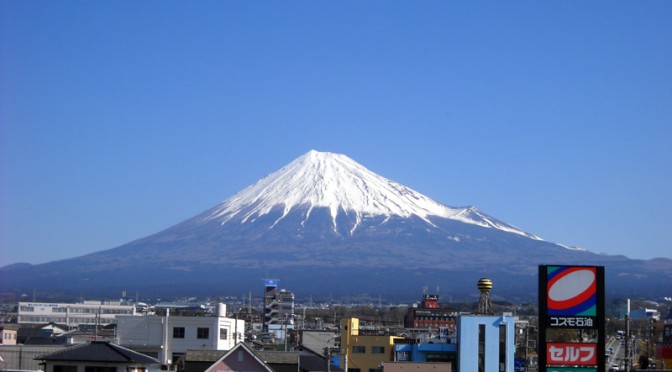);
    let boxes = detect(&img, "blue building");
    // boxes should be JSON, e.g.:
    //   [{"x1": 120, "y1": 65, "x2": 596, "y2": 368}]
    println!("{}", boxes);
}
[
  {"x1": 391, "y1": 314, "x2": 516, "y2": 372},
  {"x1": 457, "y1": 314, "x2": 516, "y2": 372},
  {"x1": 394, "y1": 339, "x2": 457, "y2": 363}
]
